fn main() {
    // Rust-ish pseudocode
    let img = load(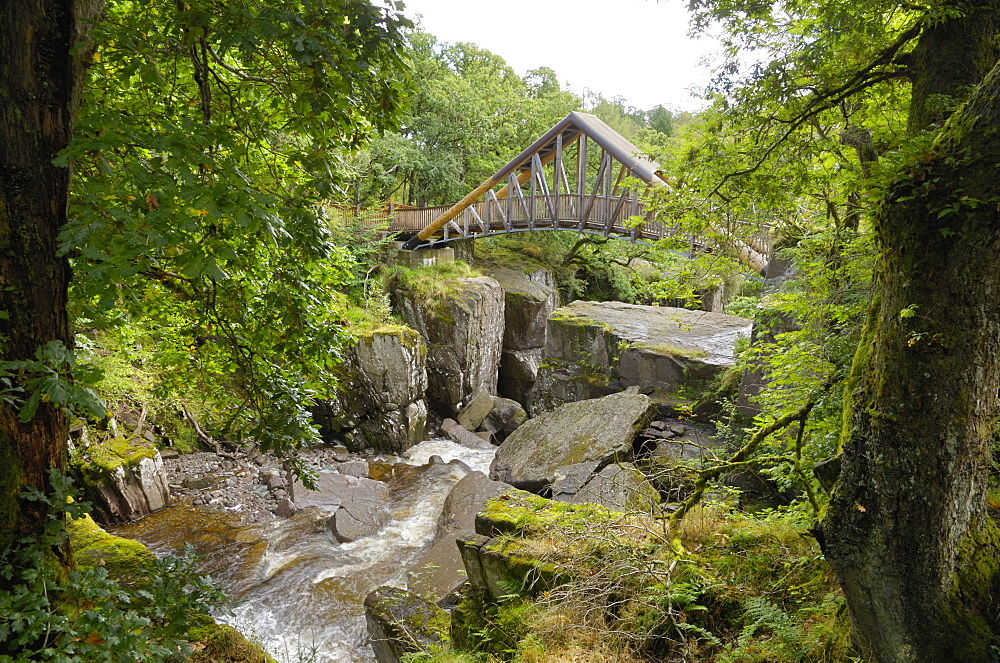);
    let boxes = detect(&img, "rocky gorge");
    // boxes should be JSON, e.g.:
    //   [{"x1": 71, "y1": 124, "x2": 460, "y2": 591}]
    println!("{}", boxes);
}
[{"x1": 74, "y1": 259, "x2": 753, "y2": 663}]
